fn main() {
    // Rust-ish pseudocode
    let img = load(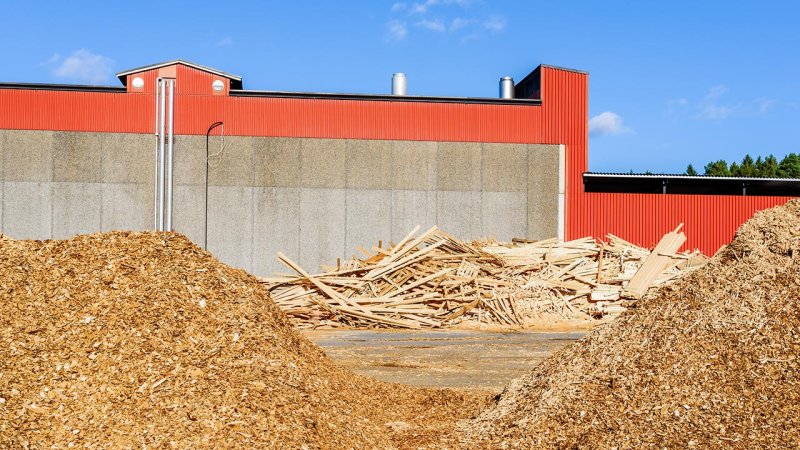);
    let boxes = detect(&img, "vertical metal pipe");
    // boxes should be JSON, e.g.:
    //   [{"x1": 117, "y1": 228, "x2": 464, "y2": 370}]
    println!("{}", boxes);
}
[
  {"x1": 153, "y1": 78, "x2": 161, "y2": 230},
  {"x1": 392, "y1": 73, "x2": 407, "y2": 95},
  {"x1": 158, "y1": 78, "x2": 166, "y2": 231},
  {"x1": 165, "y1": 79, "x2": 175, "y2": 231},
  {"x1": 499, "y1": 77, "x2": 515, "y2": 99}
]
